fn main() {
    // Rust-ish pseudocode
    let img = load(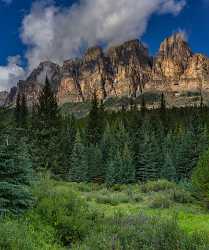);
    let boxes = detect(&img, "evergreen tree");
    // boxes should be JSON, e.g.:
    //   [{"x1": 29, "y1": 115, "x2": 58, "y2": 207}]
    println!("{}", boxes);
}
[
  {"x1": 37, "y1": 76, "x2": 59, "y2": 128},
  {"x1": 70, "y1": 131, "x2": 88, "y2": 182},
  {"x1": 137, "y1": 130, "x2": 161, "y2": 182},
  {"x1": 15, "y1": 93, "x2": 21, "y2": 127},
  {"x1": 161, "y1": 152, "x2": 176, "y2": 181},
  {"x1": 86, "y1": 144, "x2": 103, "y2": 183},
  {"x1": 160, "y1": 92, "x2": 166, "y2": 113},
  {"x1": 140, "y1": 94, "x2": 146, "y2": 116},
  {"x1": 86, "y1": 92, "x2": 104, "y2": 145},
  {"x1": 31, "y1": 77, "x2": 60, "y2": 171},
  {"x1": 106, "y1": 143, "x2": 135, "y2": 185},
  {"x1": 175, "y1": 132, "x2": 197, "y2": 180},
  {"x1": 0, "y1": 136, "x2": 33, "y2": 215},
  {"x1": 192, "y1": 148, "x2": 209, "y2": 204},
  {"x1": 52, "y1": 115, "x2": 76, "y2": 178},
  {"x1": 21, "y1": 93, "x2": 28, "y2": 128}
]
